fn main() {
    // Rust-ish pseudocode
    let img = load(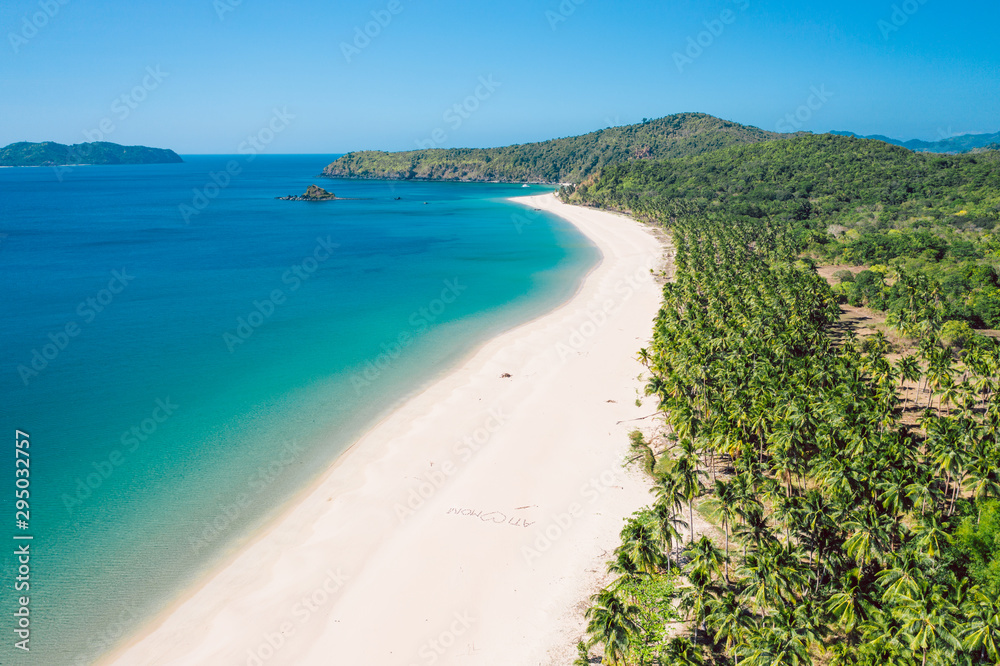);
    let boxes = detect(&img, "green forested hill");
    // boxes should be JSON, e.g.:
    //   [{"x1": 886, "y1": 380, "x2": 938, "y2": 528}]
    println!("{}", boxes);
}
[
  {"x1": 566, "y1": 134, "x2": 1000, "y2": 326},
  {"x1": 323, "y1": 113, "x2": 788, "y2": 184},
  {"x1": 565, "y1": 133, "x2": 1000, "y2": 224},
  {"x1": 0, "y1": 141, "x2": 183, "y2": 166}
]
